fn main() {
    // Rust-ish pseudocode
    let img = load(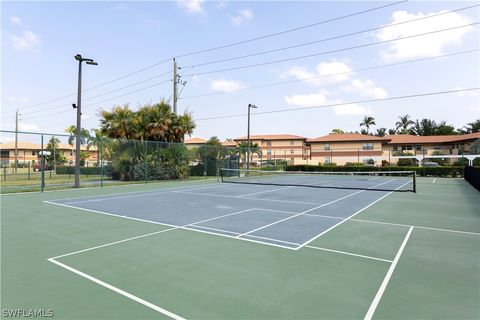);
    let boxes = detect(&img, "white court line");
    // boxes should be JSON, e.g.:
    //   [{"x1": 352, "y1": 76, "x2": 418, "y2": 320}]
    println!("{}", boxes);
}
[
  {"x1": 48, "y1": 258, "x2": 185, "y2": 320},
  {"x1": 432, "y1": 178, "x2": 437, "y2": 183},
  {"x1": 187, "y1": 225, "x2": 240, "y2": 236},
  {"x1": 238, "y1": 179, "x2": 396, "y2": 239},
  {"x1": 59, "y1": 183, "x2": 236, "y2": 205},
  {"x1": 236, "y1": 186, "x2": 294, "y2": 198},
  {"x1": 350, "y1": 218, "x2": 480, "y2": 236},
  {"x1": 364, "y1": 227, "x2": 413, "y2": 320},
  {"x1": 188, "y1": 208, "x2": 256, "y2": 226},
  {"x1": 305, "y1": 245, "x2": 393, "y2": 263},
  {"x1": 50, "y1": 228, "x2": 177, "y2": 260},
  {"x1": 45, "y1": 200, "x2": 296, "y2": 251},
  {"x1": 243, "y1": 234, "x2": 300, "y2": 246},
  {"x1": 174, "y1": 190, "x2": 322, "y2": 206},
  {"x1": 296, "y1": 180, "x2": 410, "y2": 250},
  {"x1": 1, "y1": 178, "x2": 218, "y2": 197}
]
